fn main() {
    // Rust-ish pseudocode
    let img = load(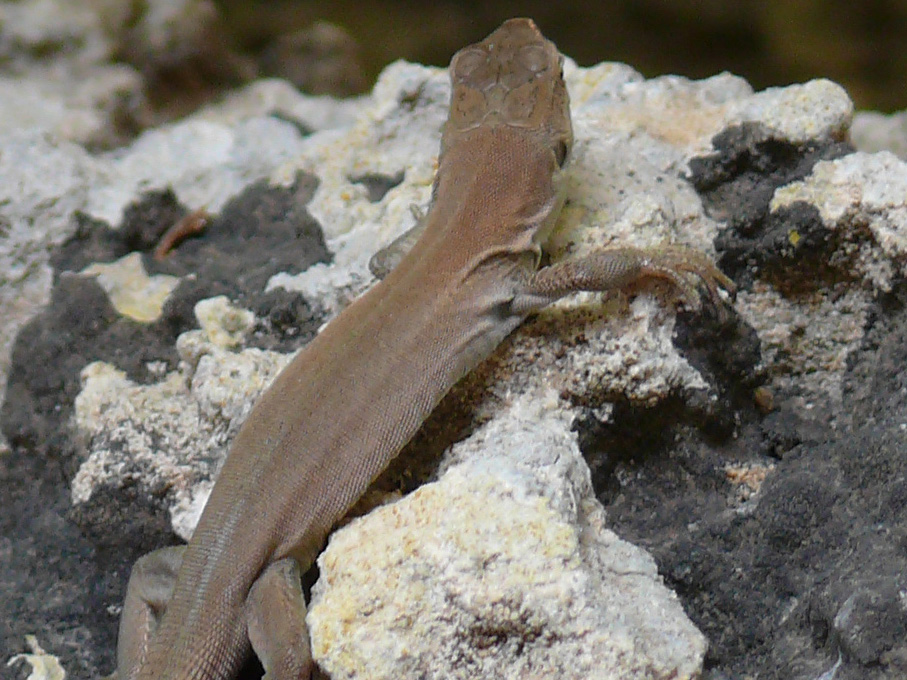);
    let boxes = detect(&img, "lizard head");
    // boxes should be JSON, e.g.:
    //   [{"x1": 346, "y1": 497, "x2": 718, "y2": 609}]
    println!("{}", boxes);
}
[{"x1": 443, "y1": 18, "x2": 574, "y2": 169}]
